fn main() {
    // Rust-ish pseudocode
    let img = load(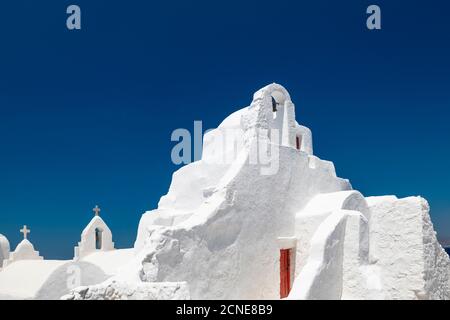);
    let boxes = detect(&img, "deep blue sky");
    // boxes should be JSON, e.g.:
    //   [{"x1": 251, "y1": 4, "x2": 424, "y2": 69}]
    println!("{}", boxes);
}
[{"x1": 0, "y1": 1, "x2": 449, "y2": 259}]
